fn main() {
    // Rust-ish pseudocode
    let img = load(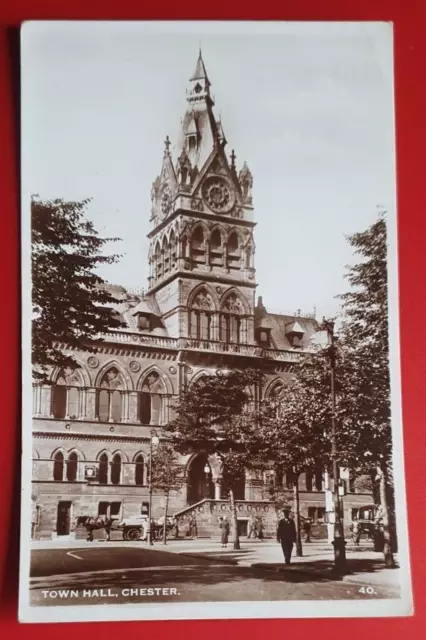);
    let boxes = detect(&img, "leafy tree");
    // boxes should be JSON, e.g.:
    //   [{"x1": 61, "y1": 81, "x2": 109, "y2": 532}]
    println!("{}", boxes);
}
[
  {"x1": 257, "y1": 378, "x2": 330, "y2": 555},
  {"x1": 167, "y1": 369, "x2": 264, "y2": 550},
  {"x1": 32, "y1": 195, "x2": 125, "y2": 381},
  {"x1": 337, "y1": 215, "x2": 395, "y2": 567},
  {"x1": 151, "y1": 442, "x2": 185, "y2": 544}
]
